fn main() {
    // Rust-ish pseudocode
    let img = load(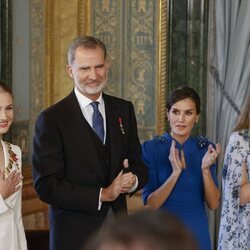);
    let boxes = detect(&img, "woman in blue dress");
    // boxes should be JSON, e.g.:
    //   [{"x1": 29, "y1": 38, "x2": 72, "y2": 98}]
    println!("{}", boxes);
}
[{"x1": 142, "y1": 86, "x2": 221, "y2": 250}]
